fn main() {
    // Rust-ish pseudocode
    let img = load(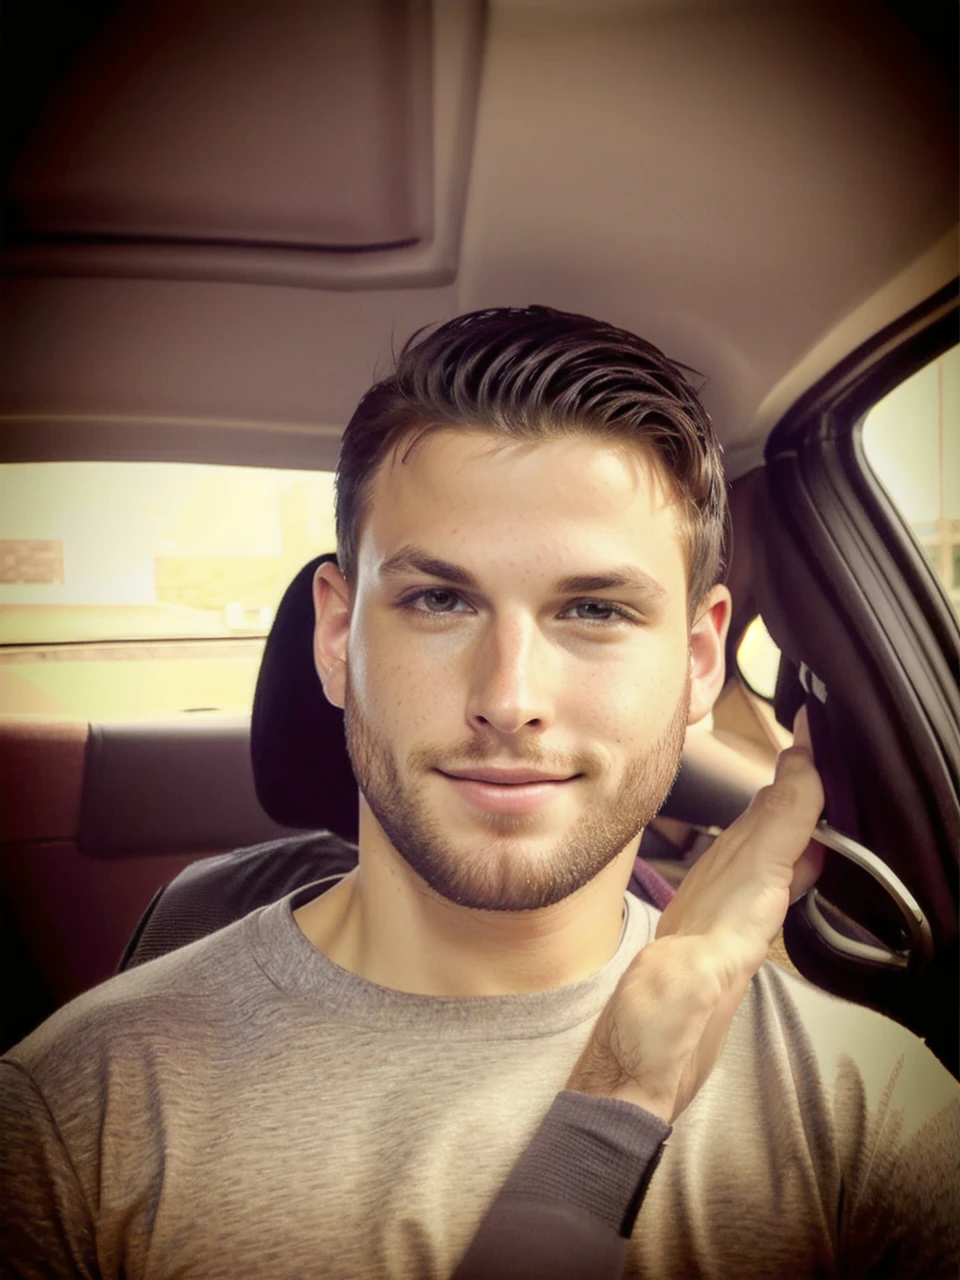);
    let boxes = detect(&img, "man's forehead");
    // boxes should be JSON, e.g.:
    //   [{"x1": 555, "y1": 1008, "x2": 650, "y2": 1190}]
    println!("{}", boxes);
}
[
  {"x1": 358, "y1": 427, "x2": 688, "y2": 596},
  {"x1": 375, "y1": 426, "x2": 679, "y2": 511}
]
